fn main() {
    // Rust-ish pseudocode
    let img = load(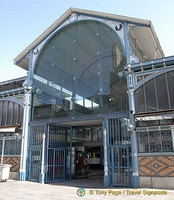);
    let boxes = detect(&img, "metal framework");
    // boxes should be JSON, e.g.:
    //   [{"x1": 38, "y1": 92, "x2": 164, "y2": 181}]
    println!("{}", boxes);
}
[
  {"x1": 14, "y1": 8, "x2": 166, "y2": 188},
  {"x1": 45, "y1": 124, "x2": 72, "y2": 182},
  {"x1": 27, "y1": 125, "x2": 45, "y2": 182},
  {"x1": 137, "y1": 129, "x2": 173, "y2": 153}
]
